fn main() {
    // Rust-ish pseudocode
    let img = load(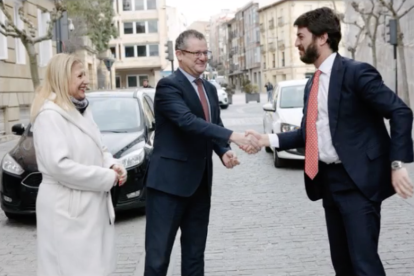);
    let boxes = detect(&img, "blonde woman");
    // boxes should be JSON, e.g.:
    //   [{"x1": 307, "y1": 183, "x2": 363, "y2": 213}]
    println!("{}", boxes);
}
[{"x1": 31, "y1": 53, "x2": 127, "y2": 276}]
